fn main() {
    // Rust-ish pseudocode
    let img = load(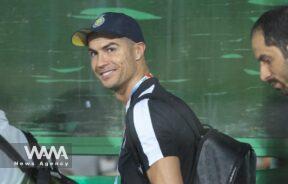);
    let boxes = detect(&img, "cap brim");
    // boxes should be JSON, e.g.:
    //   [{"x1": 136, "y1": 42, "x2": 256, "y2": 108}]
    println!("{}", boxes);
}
[
  {"x1": 71, "y1": 28, "x2": 92, "y2": 47},
  {"x1": 72, "y1": 28, "x2": 128, "y2": 47}
]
